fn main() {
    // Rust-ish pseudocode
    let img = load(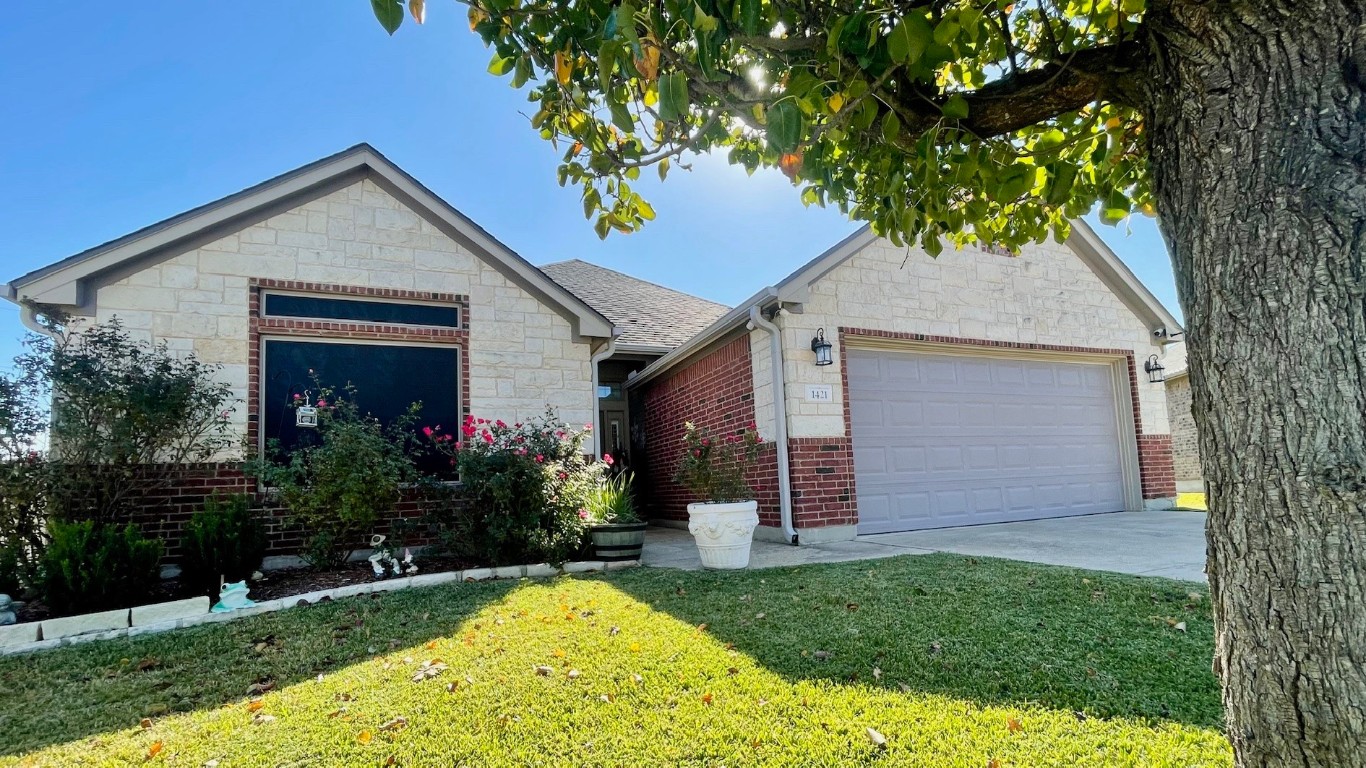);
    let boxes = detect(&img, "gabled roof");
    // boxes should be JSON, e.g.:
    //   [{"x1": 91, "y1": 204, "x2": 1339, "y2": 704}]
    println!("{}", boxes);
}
[
  {"x1": 5, "y1": 144, "x2": 613, "y2": 340},
  {"x1": 541, "y1": 259, "x2": 730, "y2": 353},
  {"x1": 628, "y1": 220, "x2": 1184, "y2": 388}
]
